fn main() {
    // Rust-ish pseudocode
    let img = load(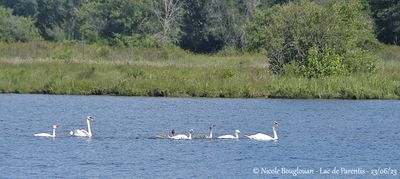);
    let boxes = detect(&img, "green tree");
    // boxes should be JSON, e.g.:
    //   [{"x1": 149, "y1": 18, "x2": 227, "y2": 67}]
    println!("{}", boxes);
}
[
  {"x1": 77, "y1": 0, "x2": 154, "y2": 45},
  {"x1": 371, "y1": 0, "x2": 400, "y2": 45},
  {"x1": 0, "y1": 0, "x2": 84, "y2": 41},
  {"x1": 0, "y1": 6, "x2": 39, "y2": 42},
  {"x1": 0, "y1": 0, "x2": 39, "y2": 18},
  {"x1": 149, "y1": 0, "x2": 184, "y2": 45},
  {"x1": 204, "y1": 0, "x2": 253, "y2": 49},
  {"x1": 245, "y1": 6, "x2": 276, "y2": 51},
  {"x1": 35, "y1": 0, "x2": 69, "y2": 40},
  {"x1": 76, "y1": 1, "x2": 106, "y2": 42},
  {"x1": 179, "y1": 0, "x2": 266, "y2": 52},
  {"x1": 257, "y1": 0, "x2": 377, "y2": 77},
  {"x1": 179, "y1": 0, "x2": 222, "y2": 52}
]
